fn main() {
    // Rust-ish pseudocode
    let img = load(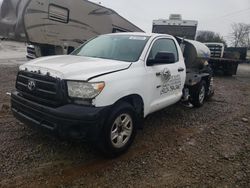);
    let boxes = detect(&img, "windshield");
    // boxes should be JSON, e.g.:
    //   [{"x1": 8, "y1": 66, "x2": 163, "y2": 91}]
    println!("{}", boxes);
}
[{"x1": 72, "y1": 35, "x2": 150, "y2": 62}]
